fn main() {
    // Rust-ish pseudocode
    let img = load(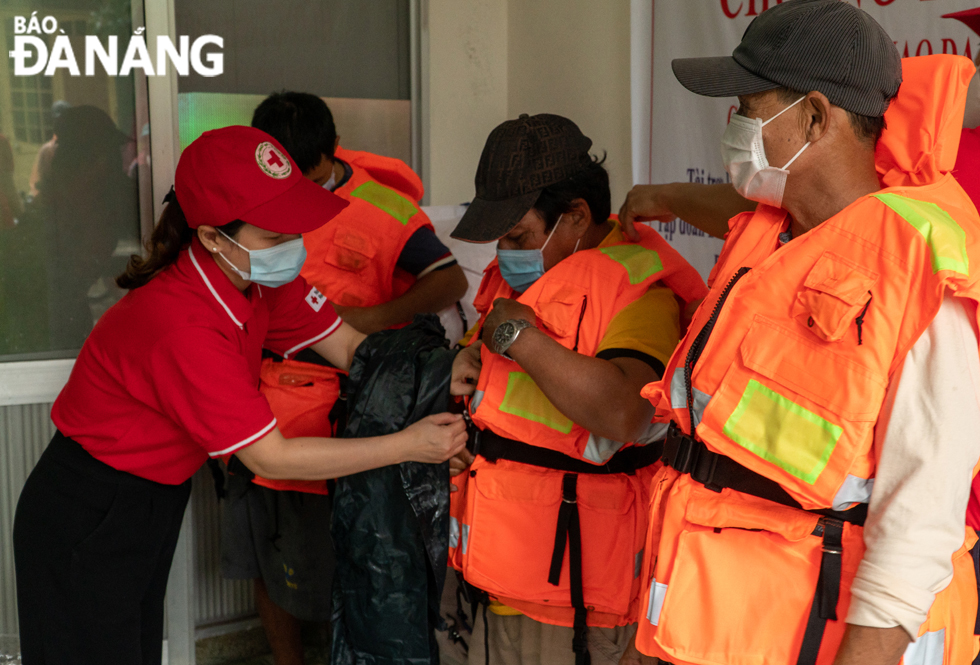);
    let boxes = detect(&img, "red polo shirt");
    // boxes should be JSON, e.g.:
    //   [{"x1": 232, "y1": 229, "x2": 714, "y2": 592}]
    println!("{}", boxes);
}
[{"x1": 52, "y1": 238, "x2": 341, "y2": 484}]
